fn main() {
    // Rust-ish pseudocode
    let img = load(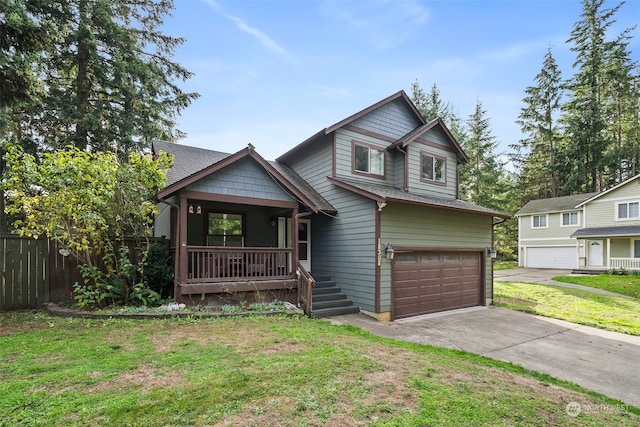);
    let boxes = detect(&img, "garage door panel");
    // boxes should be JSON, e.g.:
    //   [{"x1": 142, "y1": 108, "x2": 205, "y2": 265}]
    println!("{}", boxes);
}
[
  {"x1": 393, "y1": 251, "x2": 481, "y2": 319},
  {"x1": 526, "y1": 247, "x2": 576, "y2": 269}
]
